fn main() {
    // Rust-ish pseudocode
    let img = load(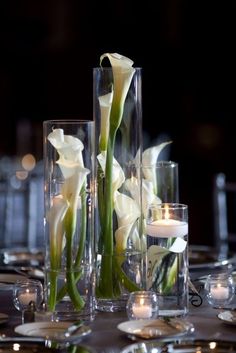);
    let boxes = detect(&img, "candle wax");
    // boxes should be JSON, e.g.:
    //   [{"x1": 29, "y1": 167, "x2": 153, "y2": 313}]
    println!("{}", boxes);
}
[
  {"x1": 18, "y1": 292, "x2": 37, "y2": 306},
  {"x1": 132, "y1": 303, "x2": 152, "y2": 319},
  {"x1": 146, "y1": 219, "x2": 188, "y2": 238},
  {"x1": 210, "y1": 285, "x2": 229, "y2": 300}
]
